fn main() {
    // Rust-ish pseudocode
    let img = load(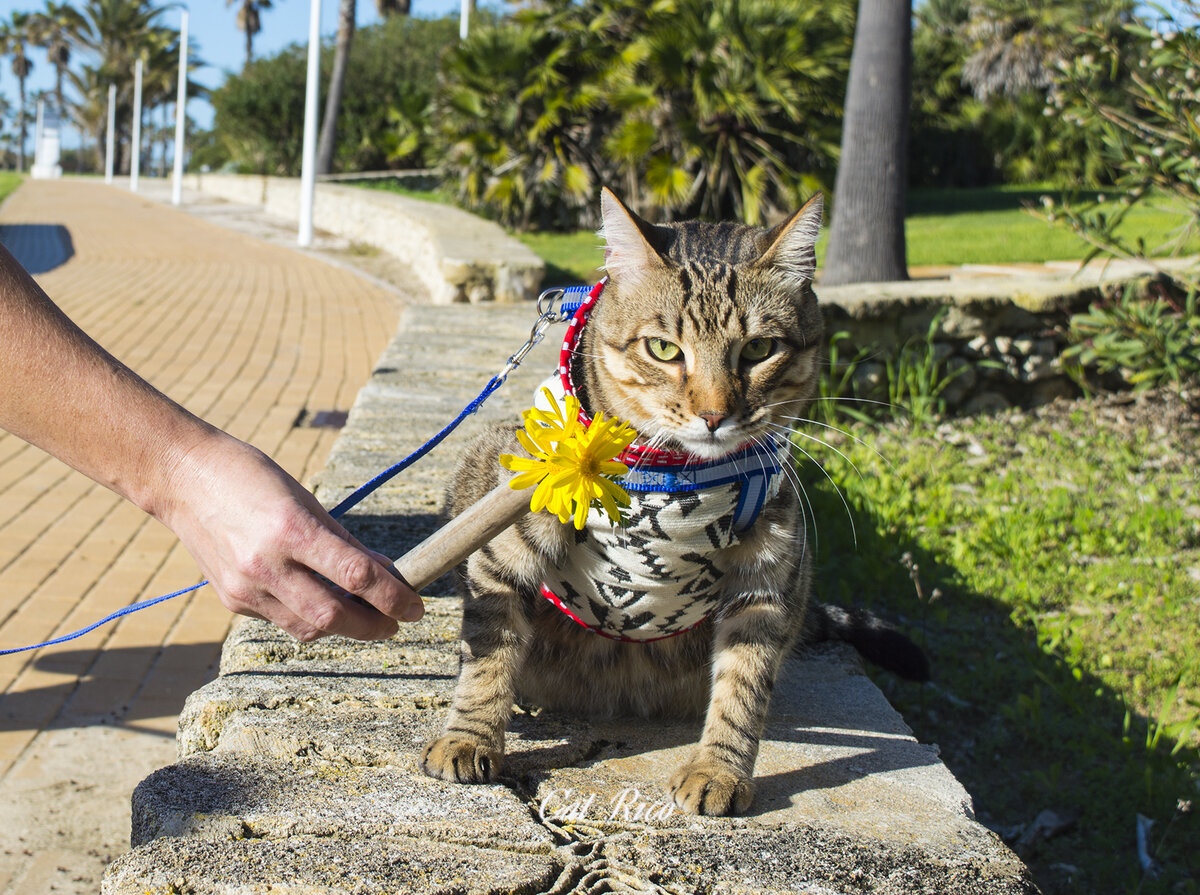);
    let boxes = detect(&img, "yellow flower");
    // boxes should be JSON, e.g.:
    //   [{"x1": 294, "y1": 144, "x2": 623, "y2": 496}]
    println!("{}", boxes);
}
[{"x1": 500, "y1": 389, "x2": 637, "y2": 529}]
